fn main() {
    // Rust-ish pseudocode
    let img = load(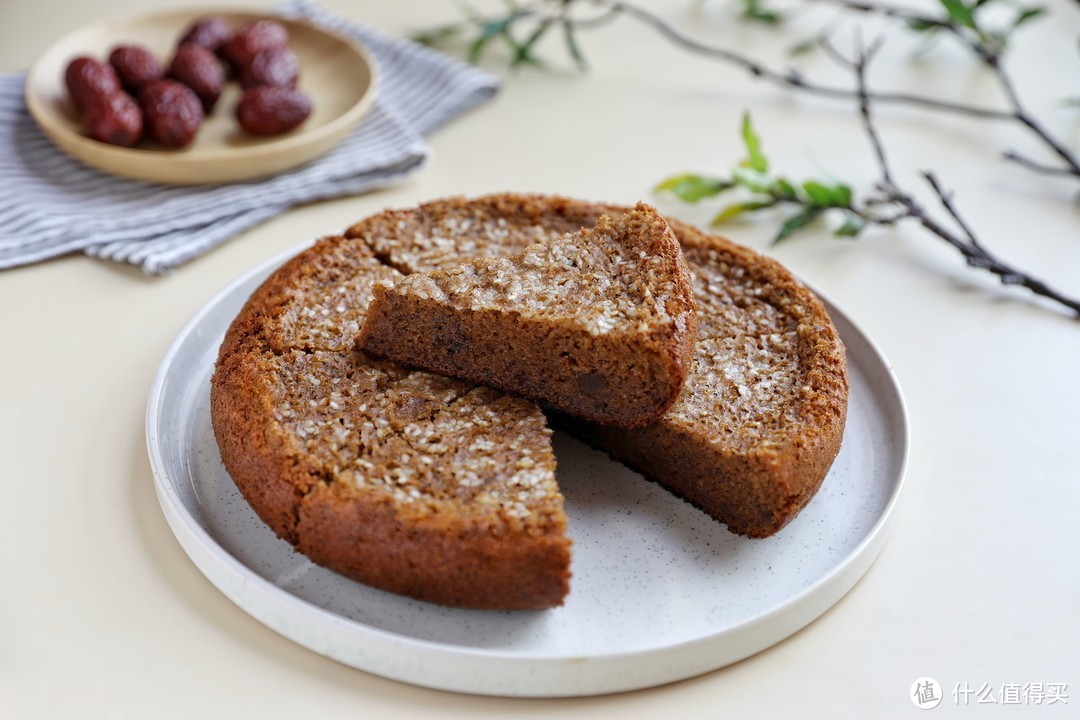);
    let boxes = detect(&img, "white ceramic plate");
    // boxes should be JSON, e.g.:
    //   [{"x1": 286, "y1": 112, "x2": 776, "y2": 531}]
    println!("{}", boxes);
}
[
  {"x1": 147, "y1": 244, "x2": 908, "y2": 697},
  {"x1": 26, "y1": 9, "x2": 378, "y2": 185}
]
